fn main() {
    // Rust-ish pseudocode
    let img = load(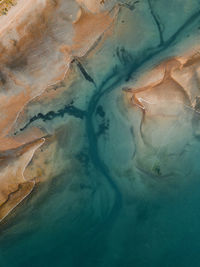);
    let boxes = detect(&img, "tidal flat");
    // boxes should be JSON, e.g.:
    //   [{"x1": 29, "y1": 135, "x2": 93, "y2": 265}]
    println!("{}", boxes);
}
[{"x1": 1, "y1": 0, "x2": 200, "y2": 266}]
